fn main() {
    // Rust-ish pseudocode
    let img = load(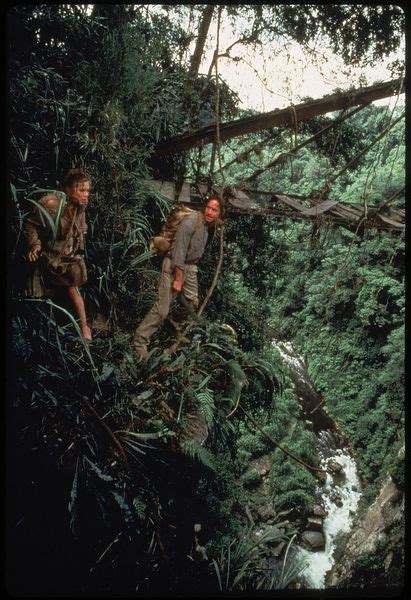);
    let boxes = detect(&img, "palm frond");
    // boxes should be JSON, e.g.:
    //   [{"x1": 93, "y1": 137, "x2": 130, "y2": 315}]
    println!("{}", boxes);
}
[
  {"x1": 84, "y1": 456, "x2": 114, "y2": 482},
  {"x1": 110, "y1": 490, "x2": 135, "y2": 526}
]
